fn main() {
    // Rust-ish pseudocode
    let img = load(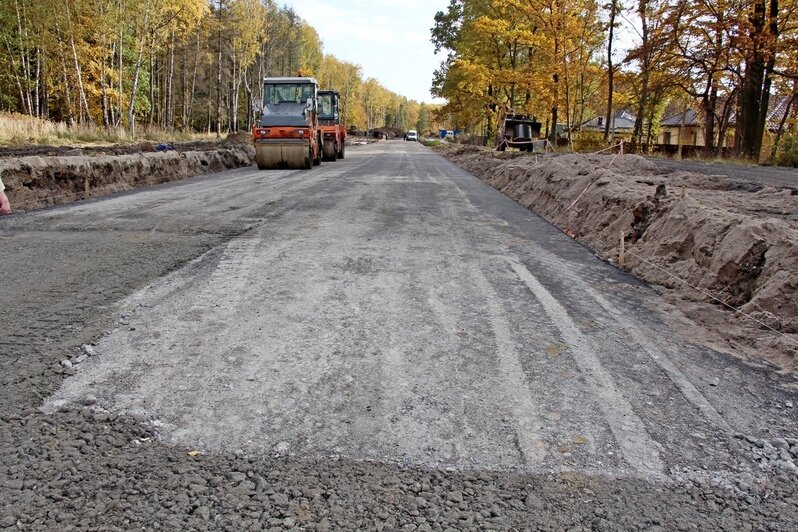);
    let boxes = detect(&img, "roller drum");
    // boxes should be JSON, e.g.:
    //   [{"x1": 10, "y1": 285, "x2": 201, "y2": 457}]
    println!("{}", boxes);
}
[
  {"x1": 322, "y1": 140, "x2": 337, "y2": 161},
  {"x1": 255, "y1": 142, "x2": 311, "y2": 170}
]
